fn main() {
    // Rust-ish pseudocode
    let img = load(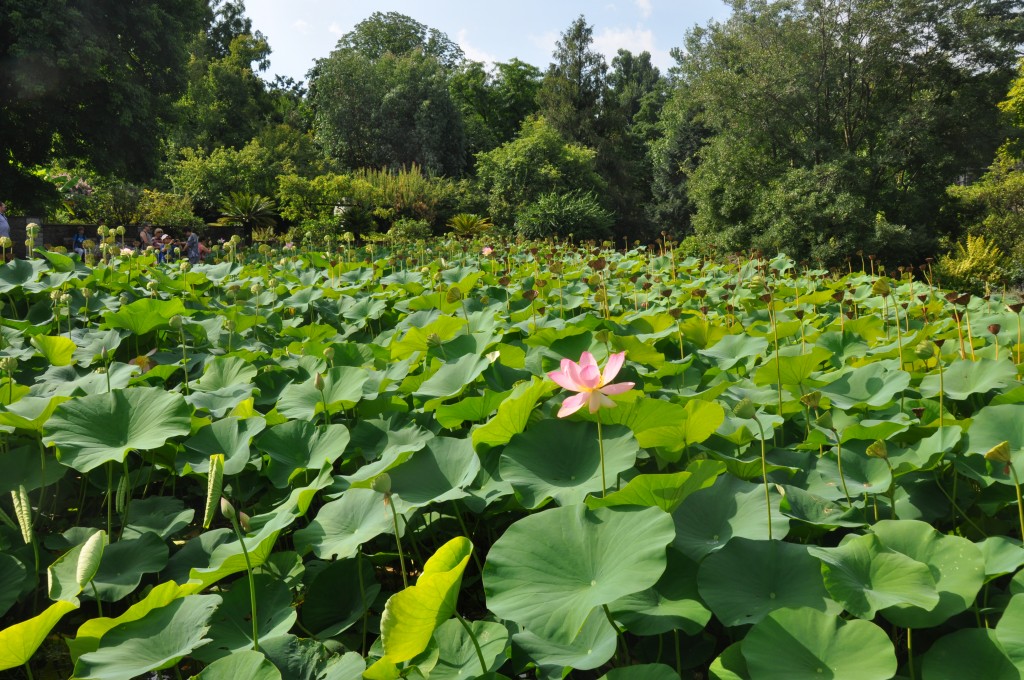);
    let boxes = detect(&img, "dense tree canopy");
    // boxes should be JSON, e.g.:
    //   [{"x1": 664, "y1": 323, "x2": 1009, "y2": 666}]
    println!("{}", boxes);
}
[{"x1": 0, "y1": 0, "x2": 208, "y2": 208}]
